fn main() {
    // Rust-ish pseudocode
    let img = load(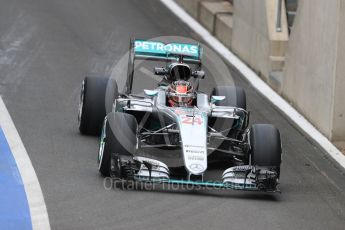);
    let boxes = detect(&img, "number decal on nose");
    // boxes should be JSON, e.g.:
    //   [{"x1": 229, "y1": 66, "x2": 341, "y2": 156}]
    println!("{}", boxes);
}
[{"x1": 181, "y1": 116, "x2": 203, "y2": 125}]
